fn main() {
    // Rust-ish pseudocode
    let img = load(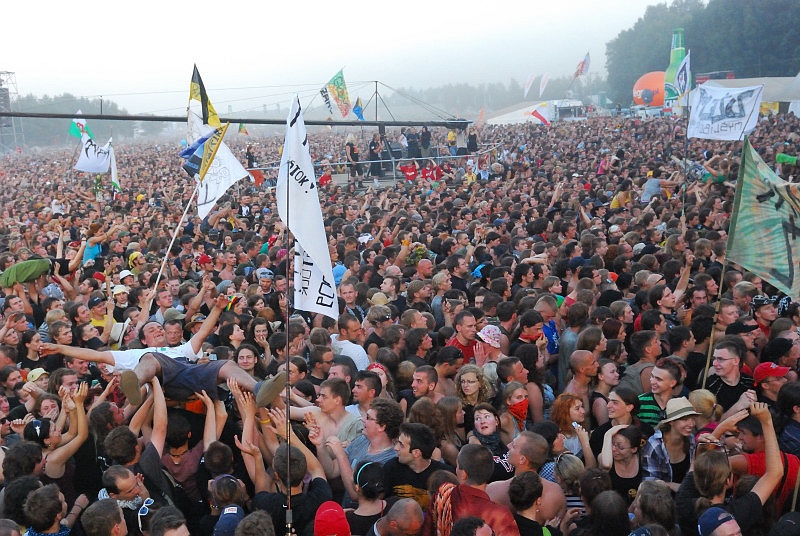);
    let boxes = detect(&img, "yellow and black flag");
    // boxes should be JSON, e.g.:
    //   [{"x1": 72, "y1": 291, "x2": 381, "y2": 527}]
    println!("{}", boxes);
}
[{"x1": 189, "y1": 65, "x2": 220, "y2": 128}]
